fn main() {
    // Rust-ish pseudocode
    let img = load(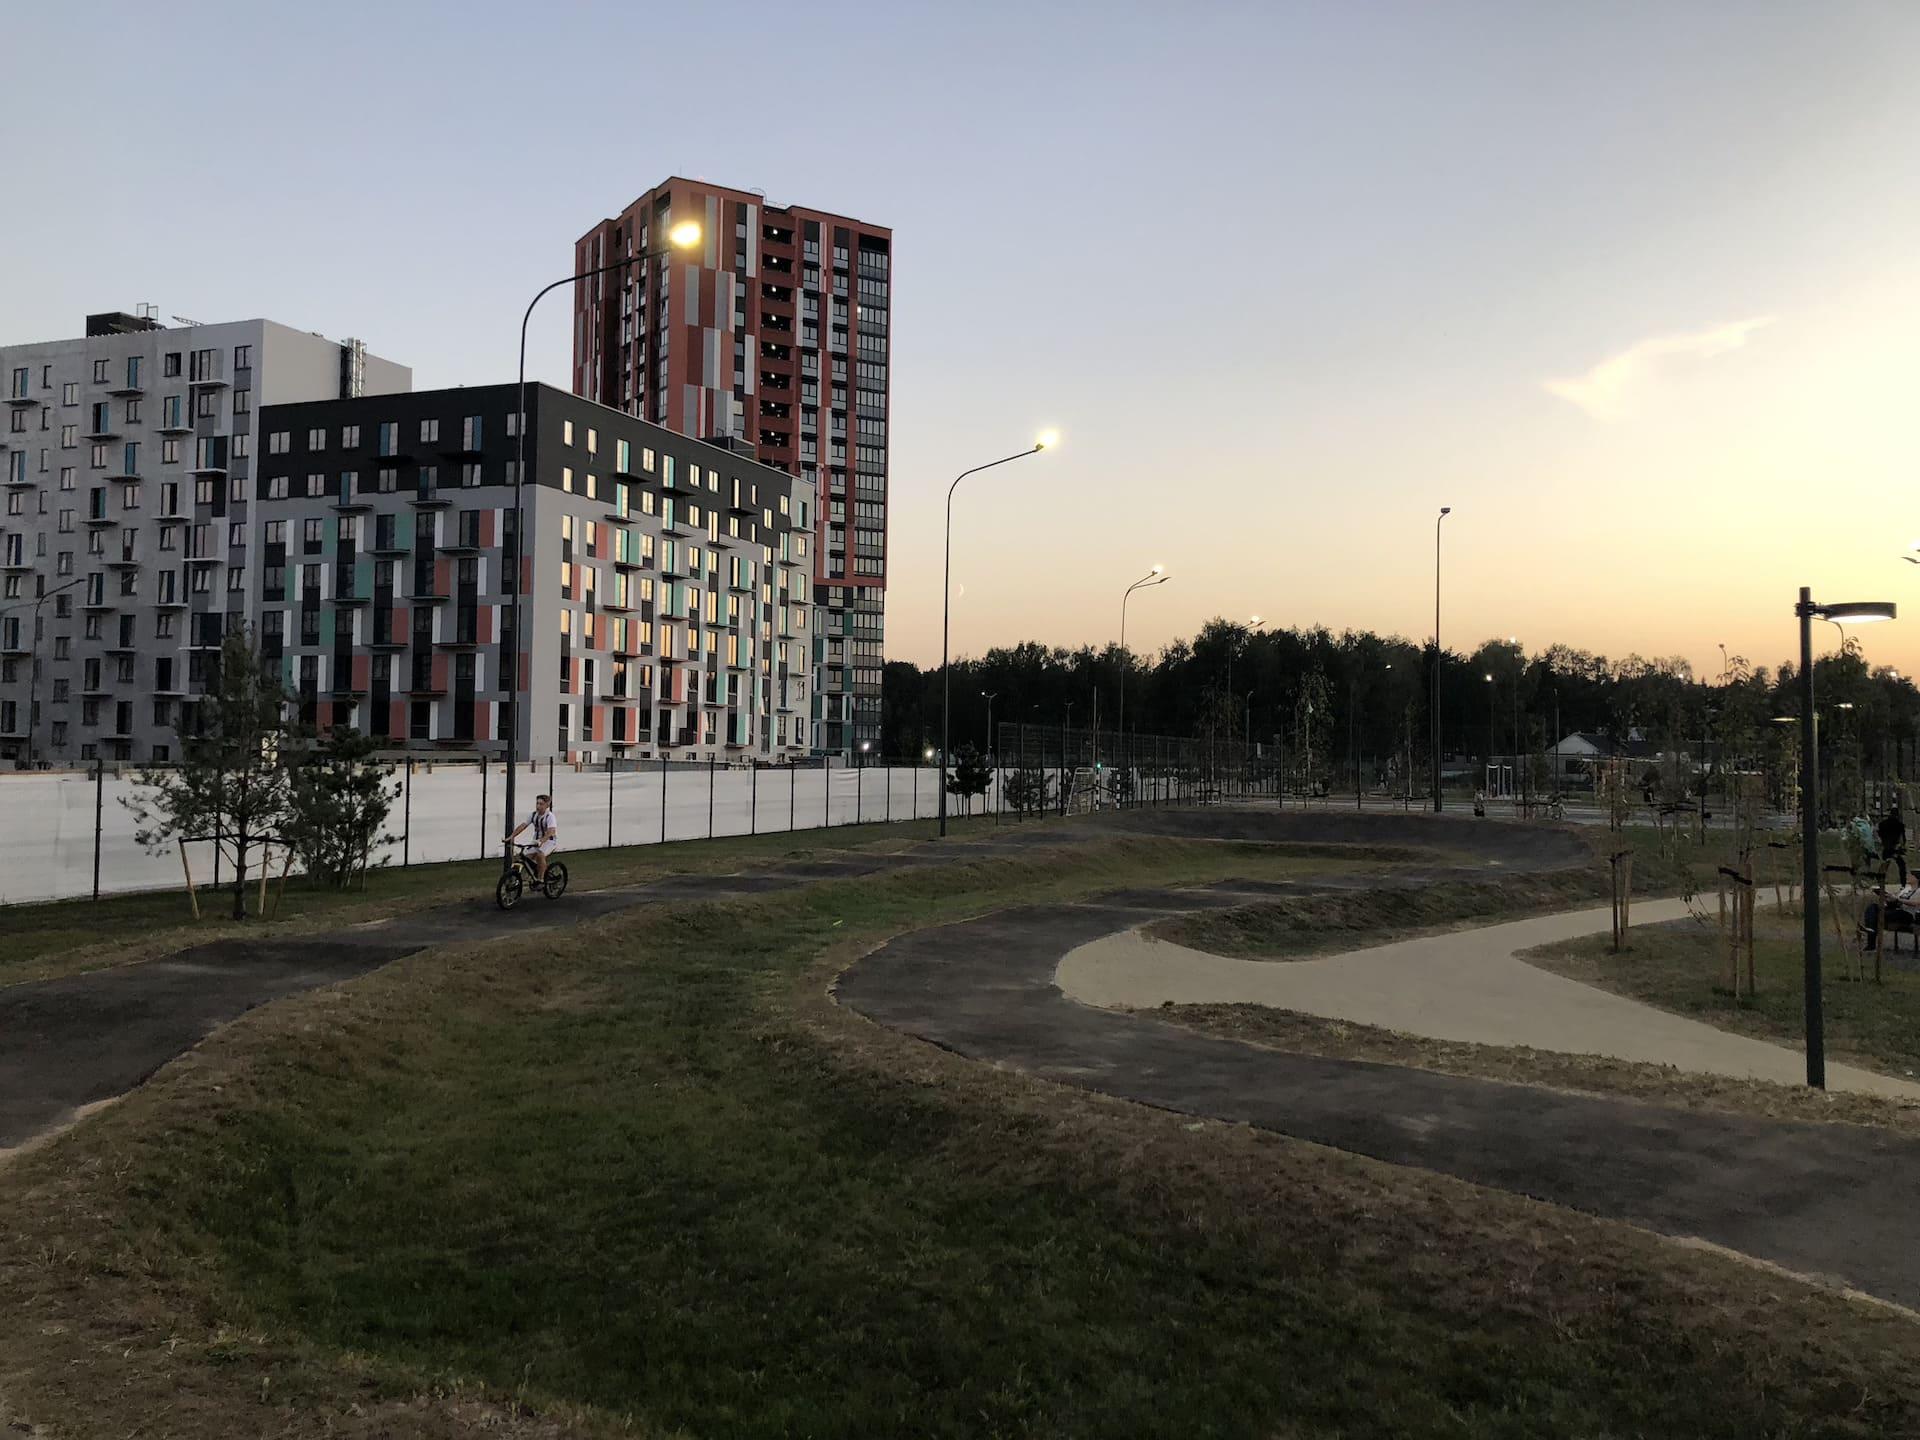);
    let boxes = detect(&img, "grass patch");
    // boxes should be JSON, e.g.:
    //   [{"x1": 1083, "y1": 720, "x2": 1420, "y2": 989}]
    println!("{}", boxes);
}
[
  {"x1": 1144, "y1": 868, "x2": 1611, "y2": 960},
  {"x1": 6, "y1": 836, "x2": 1920, "y2": 1436},
  {"x1": 0, "y1": 811, "x2": 1039, "y2": 988},
  {"x1": 1161, "y1": 1004, "x2": 1920, "y2": 1132},
  {"x1": 1527, "y1": 909, "x2": 1920, "y2": 1080}
]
